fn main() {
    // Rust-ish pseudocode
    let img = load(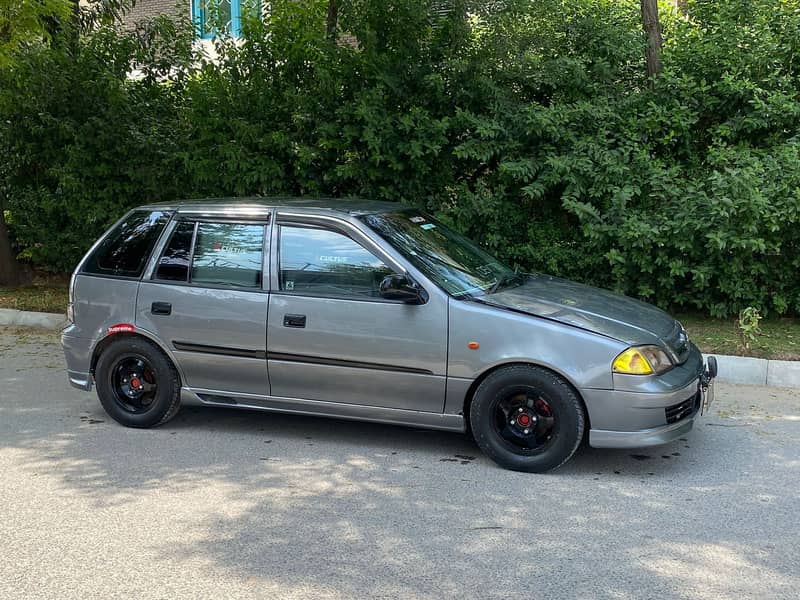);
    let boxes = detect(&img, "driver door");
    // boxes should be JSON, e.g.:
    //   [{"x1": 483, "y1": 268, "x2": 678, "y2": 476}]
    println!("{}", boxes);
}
[{"x1": 266, "y1": 219, "x2": 448, "y2": 412}]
